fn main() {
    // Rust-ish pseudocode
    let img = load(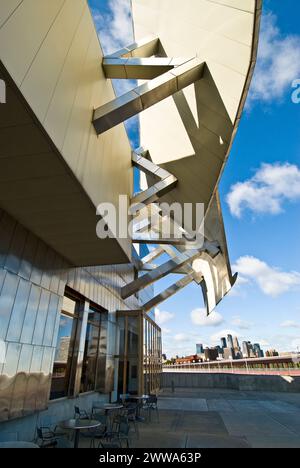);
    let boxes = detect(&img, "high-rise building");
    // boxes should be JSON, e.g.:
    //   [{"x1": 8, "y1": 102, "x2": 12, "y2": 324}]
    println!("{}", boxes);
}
[
  {"x1": 196, "y1": 344, "x2": 204, "y2": 355},
  {"x1": 204, "y1": 348, "x2": 219, "y2": 362},
  {"x1": 220, "y1": 337, "x2": 227, "y2": 349},
  {"x1": 223, "y1": 348, "x2": 235, "y2": 360},
  {"x1": 0, "y1": 0, "x2": 261, "y2": 440},
  {"x1": 227, "y1": 335, "x2": 234, "y2": 350},
  {"x1": 253, "y1": 343, "x2": 264, "y2": 358},
  {"x1": 233, "y1": 336, "x2": 240, "y2": 351},
  {"x1": 242, "y1": 341, "x2": 250, "y2": 358}
]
